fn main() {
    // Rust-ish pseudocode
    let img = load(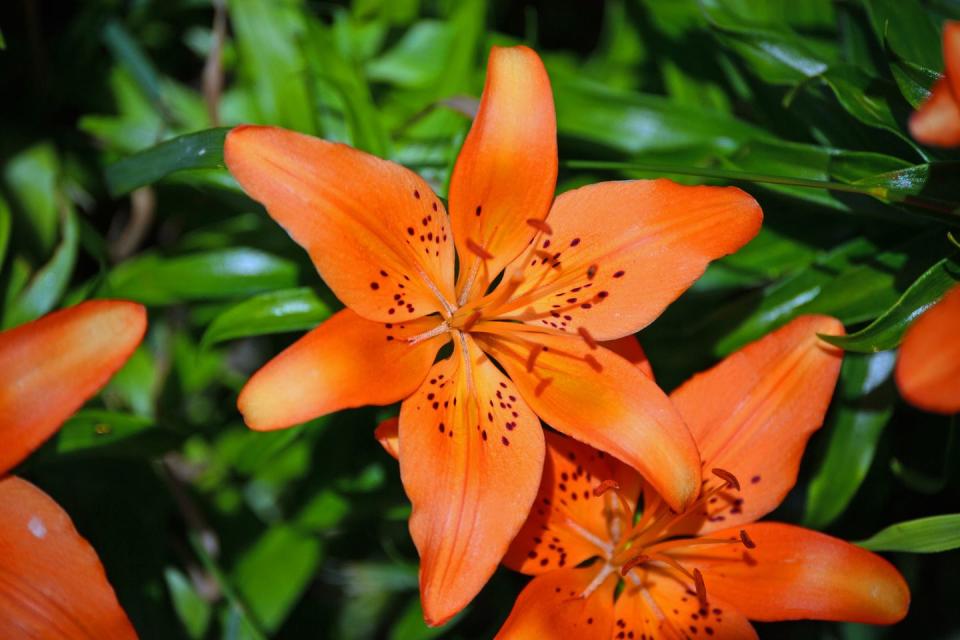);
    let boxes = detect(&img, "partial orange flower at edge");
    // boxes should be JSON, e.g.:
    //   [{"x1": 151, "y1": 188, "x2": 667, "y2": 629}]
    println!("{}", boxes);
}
[
  {"x1": 494, "y1": 315, "x2": 910, "y2": 639},
  {"x1": 225, "y1": 45, "x2": 762, "y2": 625},
  {"x1": 0, "y1": 300, "x2": 145, "y2": 639},
  {"x1": 909, "y1": 21, "x2": 960, "y2": 146},
  {"x1": 895, "y1": 284, "x2": 960, "y2": 414}
]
